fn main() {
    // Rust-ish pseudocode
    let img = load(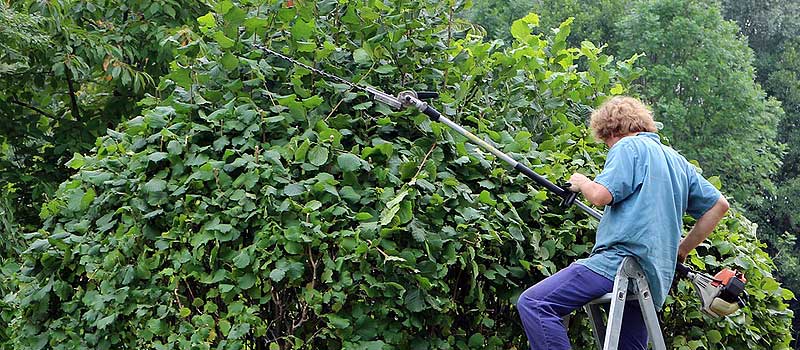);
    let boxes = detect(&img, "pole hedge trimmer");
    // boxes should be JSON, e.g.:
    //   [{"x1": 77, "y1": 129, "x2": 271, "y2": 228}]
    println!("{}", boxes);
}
[{"x1": 255, "y1": 44, "x2": 748, "y2": 317}]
